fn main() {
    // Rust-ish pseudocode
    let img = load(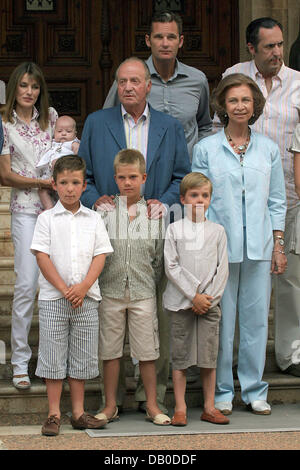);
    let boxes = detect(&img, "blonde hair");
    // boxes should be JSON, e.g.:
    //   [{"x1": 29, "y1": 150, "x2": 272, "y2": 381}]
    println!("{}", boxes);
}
[
  {"x1": 0, "y1": 62, "x2": 50, "y2": 131},
  {"x1": 114, "y1": 149, "x2": 146, "y2": 175},
  {"x1": 180, "y1": 172, "x2": 212, "y2": 197}
]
